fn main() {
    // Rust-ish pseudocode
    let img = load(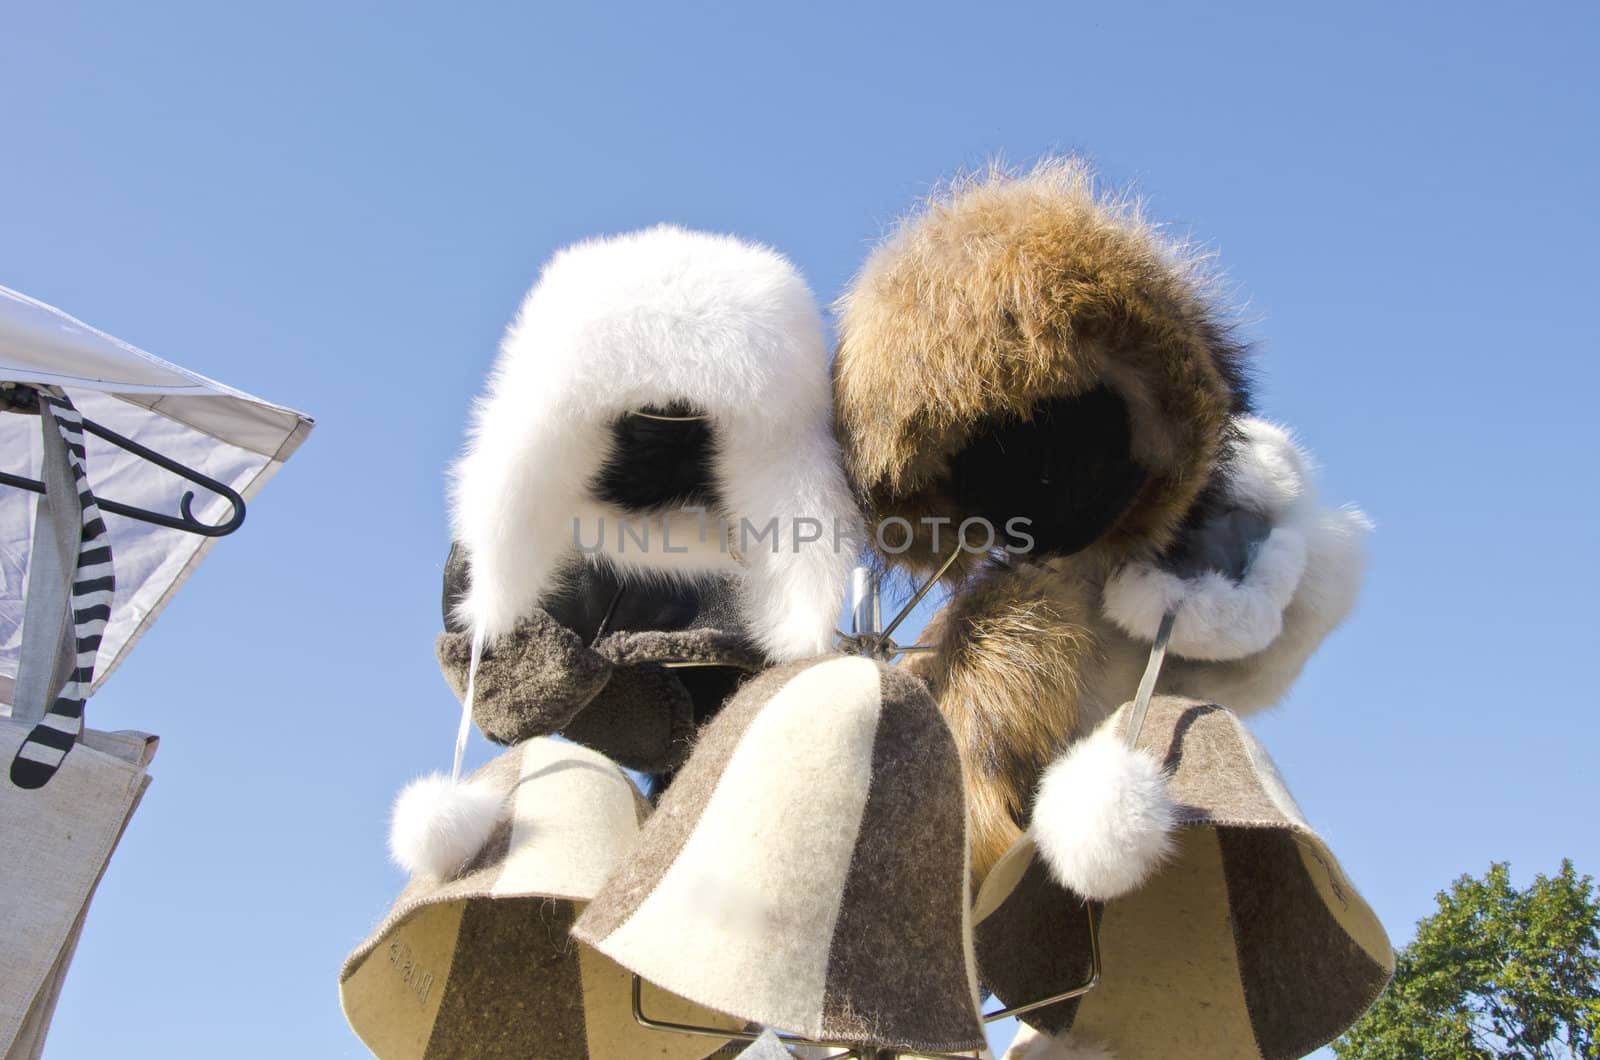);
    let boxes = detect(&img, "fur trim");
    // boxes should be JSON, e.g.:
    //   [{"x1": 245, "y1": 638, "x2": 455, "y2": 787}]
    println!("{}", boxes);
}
[
  {"x1": 1004, "y1": 1025, "x2": 1117, "y2": 1060},
  {"x1": 908, "y1": 561, "x2": 1105, "y2": 883},
  {"x1": 1158, "y1": 501, "x2": 1370, "y2": 713},
  {"x1": 834, "y1": 158, "x2": 1249, "y2": 574},
  {"x1": 1102, "y1": 527, "x2": 1305, "y2": 659},
  {"x1": 388, "y1": 773, "x2": 503, "y2": 880},
  {"x1": 1030, "y1": 718, "x2": 1176, "y2": 901},
  {"x1": 1104, "y1": 418, "x2": 1369, "y2": 665},
  {"x1": 453, "y1": 225, "x2": 860, "y2": 661},
  {"x1": 1217, "y1": 417, "x2": 1310, "y2": 514}
]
